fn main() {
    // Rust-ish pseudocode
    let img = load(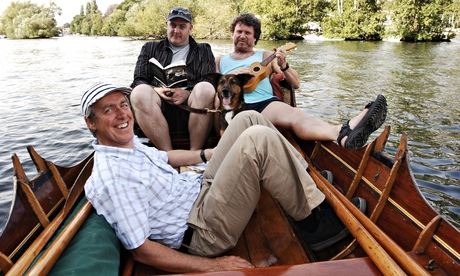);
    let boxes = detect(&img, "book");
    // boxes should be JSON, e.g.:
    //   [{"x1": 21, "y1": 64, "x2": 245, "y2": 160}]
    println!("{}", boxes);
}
[{"x1": 149, "y1": 57, "x2": 187, "y2": 88}]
